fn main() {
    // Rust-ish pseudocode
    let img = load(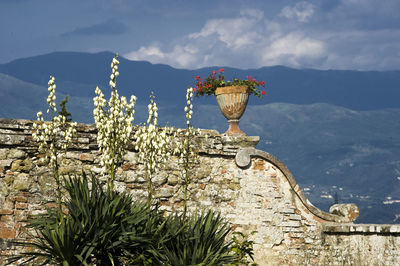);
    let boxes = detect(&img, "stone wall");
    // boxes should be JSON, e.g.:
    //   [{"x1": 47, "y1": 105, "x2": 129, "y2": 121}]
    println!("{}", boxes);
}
[{"x1": 1, "y1": 118, "x2": 400, "y2": 265}]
